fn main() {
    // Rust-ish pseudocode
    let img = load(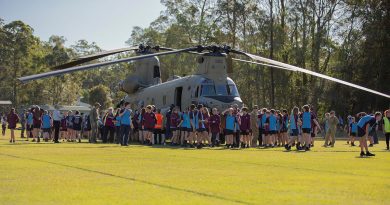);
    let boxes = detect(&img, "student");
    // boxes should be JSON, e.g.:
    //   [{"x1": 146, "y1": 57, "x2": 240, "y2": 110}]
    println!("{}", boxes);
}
[
  {"x1": 137, "y1": 108, "x2": 145, "y2": 144},
  {"x1": 196, "y1": 106, "x2": 210, "y2": 148},
  {"x1": 357, "y1": 112, "x2": 381, "y2": 157},
  {"x1": 7, "y1": 108, "x2": 20, "y2": 143},
  {"x1": 285, "y1": 107, "x2": 300, "y2": 151},
  {"x1": 119, "y1": 102, "x2": 133, "y2": 146},
  {"x1": 260, "y1": 108, "x2": 268, "y2": 147},
  {"x1": 179, "y1": 107, "x2": 191, "y2": 147},
  {"x1": 143, "y1": 105, "x2": 157, "y2": 145},
  {"x1": 239, "y1": 107, "x2": 251, "y2": 148},
  {"x1": 169, "y1": 107, "x2": 181, "y2": 146},
  {"x1": 276, "y1": 110, "x2": 282, "y2": 146},
  {"x1": 84, "y1": 114, "x2": 91, "y2": 142},
  {"x1": 300, "y1": 105, "x2": 321, "y2": 151},
  {"x1": 250, "y1": 106, "x2": 259, "y2": 147},
  {"x1": 72, "y1": 111, "x2": 83, "y2": 143},
  {"x1": 232, "y1": 105, "x2": 241, "y2": 148},
  {"x1": 324, "y1": 111, "x2": 339, "y2": 147},
  {"x1": 60, "y1": 112, "x2": 68, "y2": 142},
  {"x1": 383, "y1": 110, "x2": 390, "y2": 150},
  {"x1": 41, "y1": 110, "x2": 52, "y2": 142},
  {"x1": 131, "y1": 108, "x2": 139, "y2": 143},
  {"x1": 26, "y1": 108, "x2": 34, "y2": 141},
  {"x1": 187, "y1": 104, "x2": 198, "y2": 148},
  {"x1": 114, "y1": 108, "x2": 122, "y2": 144},
  {"x1": 323, "y1": 113, "x2": 330, "y2": 141},
  {"x1": 349, "y1": 117, "x2": 357, "y2": 146},
  {"x1": 310, "y1": 107, "x2": 319, "y2": 146},
  {"x1": 32, "y1": 106, "x2": 43, "y2": 142},
  {"x1": 281, "y1": 109, "x2": 289, "y2": 146},
  {"x1": 266, "y1": 110, "x2": 277, "y2": 148},
  {"x1": 222, "y1": 108, "x2": 236, "y2": 149},
  {"x1": 154, "y1": 109, "x2": 164, "y2": 145},
  {"x1": 102, "y1": 108, "x2": 115, "y2": 143},
  {"x1": 209, "y1": 108, "x2": 221, "y2": 147},
  {"x1": 1, "y1": 113, "x2": 6, "y2": 137}
]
